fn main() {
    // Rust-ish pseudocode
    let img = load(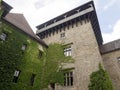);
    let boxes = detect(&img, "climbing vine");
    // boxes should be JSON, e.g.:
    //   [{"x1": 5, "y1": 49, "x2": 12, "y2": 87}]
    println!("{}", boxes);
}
[
  {"x1": 0, "y1": 21, "x2": 74, "y2": 90},
  {"x1": 0, "y1": 22, "x2": 27, "y2": 90},
  {"x1": 39, "y1": 43, "x2": 73, "y2": 89},
  {"x1": 0, "y1": 1, "x2": 73, "y2": 88},
  {"x1": 0, "y1": 0, "x2": 4, "y2": 18}
]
